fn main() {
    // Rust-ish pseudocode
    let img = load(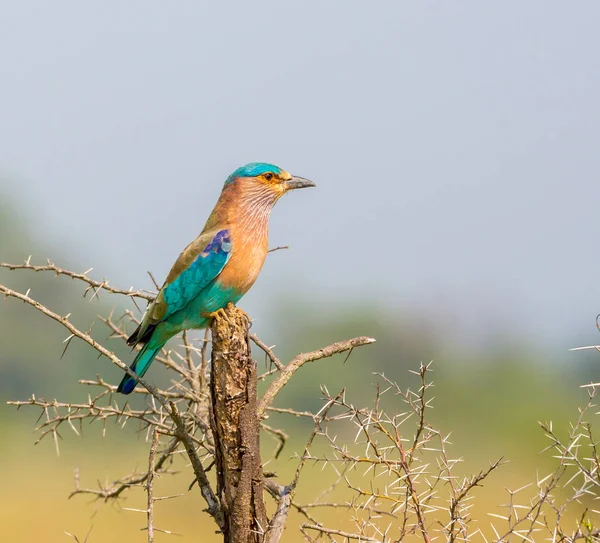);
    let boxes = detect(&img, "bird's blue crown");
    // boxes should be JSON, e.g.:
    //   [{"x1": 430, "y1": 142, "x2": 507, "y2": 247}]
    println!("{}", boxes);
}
[{"x1": 225, "y1": 162, "x2": 283, "y2": 185}]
